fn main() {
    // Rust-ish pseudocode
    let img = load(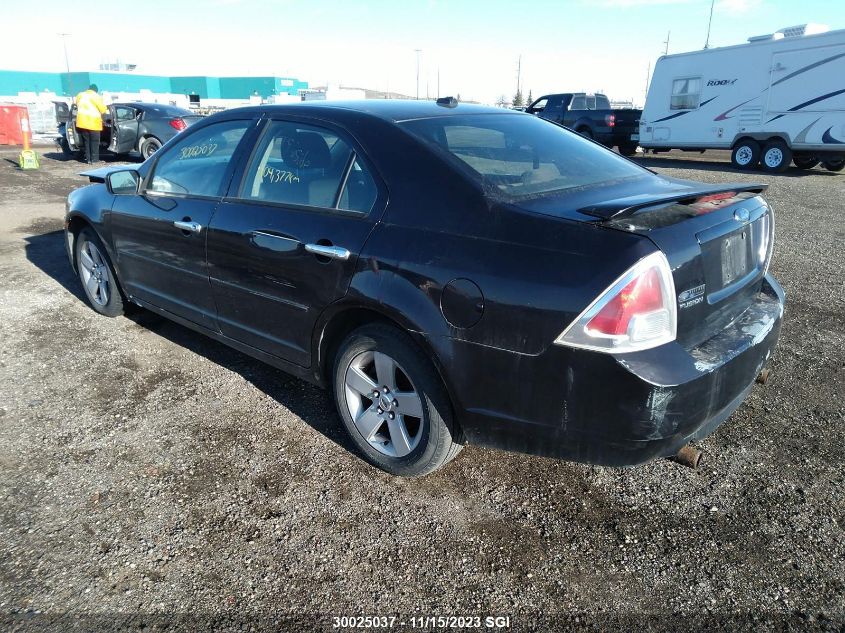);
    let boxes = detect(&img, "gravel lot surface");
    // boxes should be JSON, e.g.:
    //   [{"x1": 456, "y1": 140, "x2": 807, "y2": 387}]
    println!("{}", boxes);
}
[{"x1": 0, "y1": 145, "x2": 842, "y2": 632}]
